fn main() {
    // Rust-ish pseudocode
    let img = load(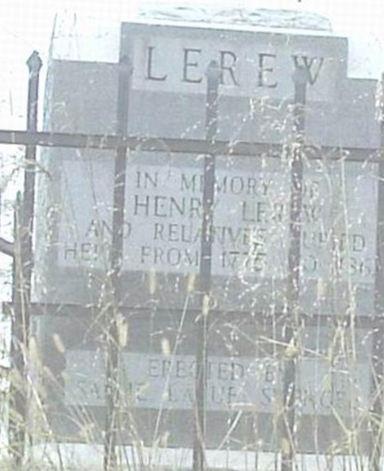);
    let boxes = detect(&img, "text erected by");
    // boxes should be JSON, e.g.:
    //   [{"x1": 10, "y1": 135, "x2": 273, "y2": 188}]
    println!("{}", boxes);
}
[{"x1": 65, "y1": 351, "x2": 370, "y2": 416}]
